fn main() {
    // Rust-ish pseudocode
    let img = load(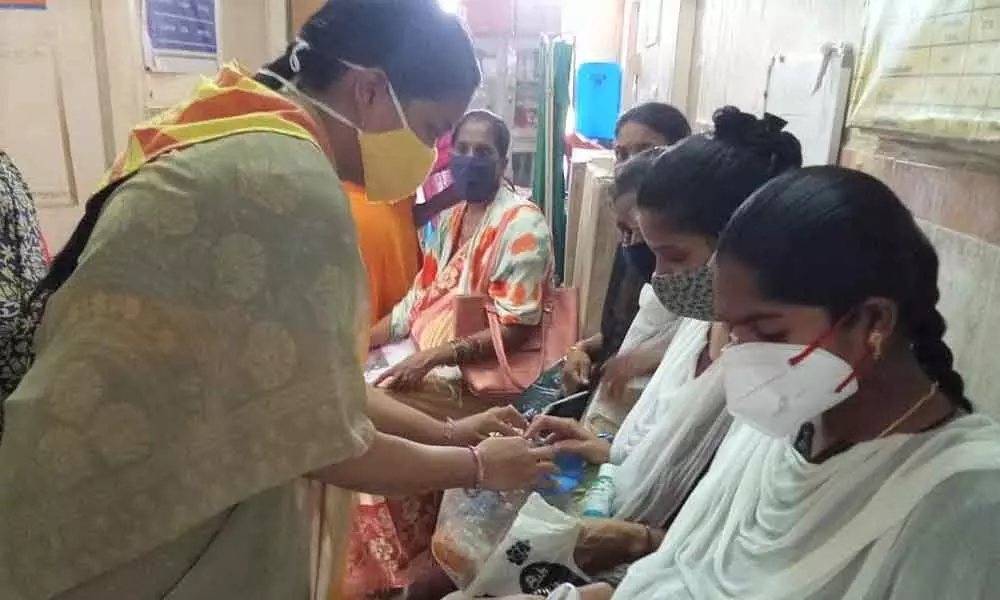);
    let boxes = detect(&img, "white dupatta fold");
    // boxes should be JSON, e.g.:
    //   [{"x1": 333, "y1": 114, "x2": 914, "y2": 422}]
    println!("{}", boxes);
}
[{"x1": 610, "y1": 414, "x2": 1000, "y2": 600}]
